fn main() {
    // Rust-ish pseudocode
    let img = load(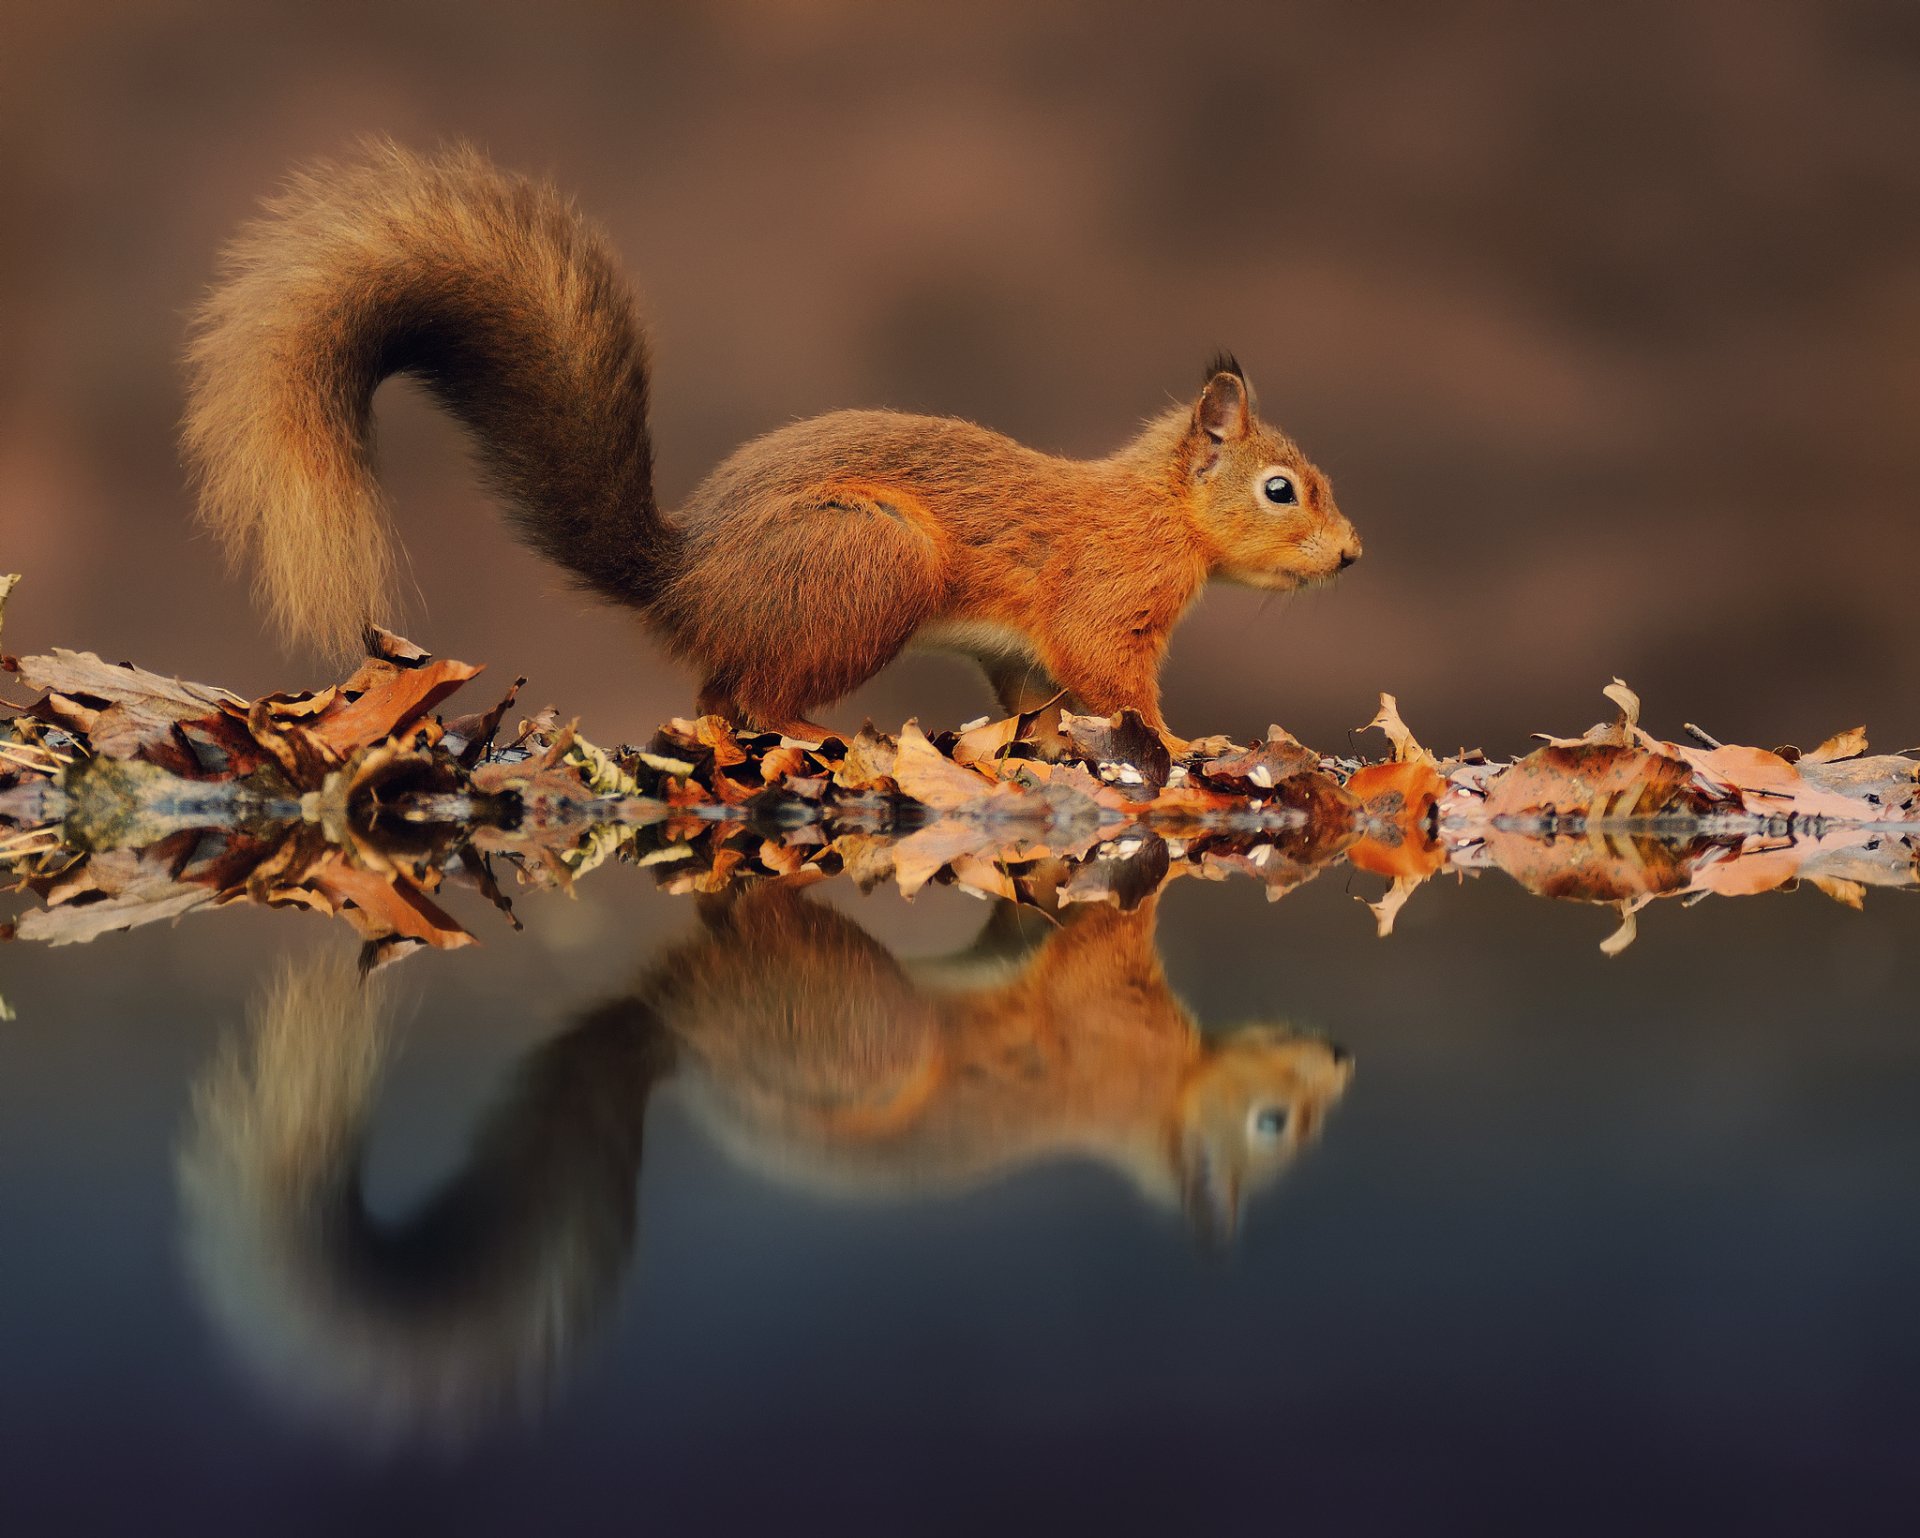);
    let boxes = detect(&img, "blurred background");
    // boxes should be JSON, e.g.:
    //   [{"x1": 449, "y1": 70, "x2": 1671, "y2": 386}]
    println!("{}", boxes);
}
[
  {"x1": 5, "y1": 0, "x2": 1919, "y2": 752},
  {"x1": 8, "y1": 10, "x2": 1920, "y2": 1524}
]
